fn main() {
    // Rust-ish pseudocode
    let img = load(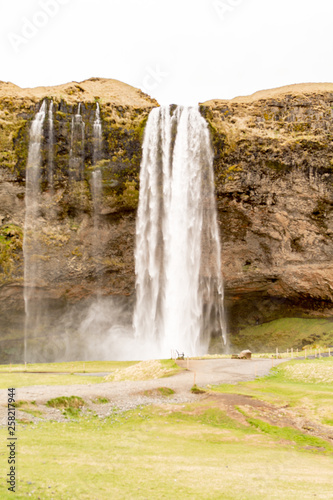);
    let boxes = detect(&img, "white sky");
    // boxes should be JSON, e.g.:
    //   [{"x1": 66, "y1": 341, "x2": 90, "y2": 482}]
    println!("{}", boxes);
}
[{"x1": 1, "y1": 0, "x2": 333, "y2": 105}]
